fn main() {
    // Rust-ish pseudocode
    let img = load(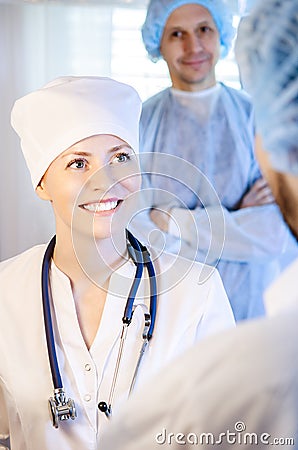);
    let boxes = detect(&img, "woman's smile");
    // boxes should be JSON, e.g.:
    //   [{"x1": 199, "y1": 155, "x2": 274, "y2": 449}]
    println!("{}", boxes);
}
[{"x1": 79, "y1": 198, "x2": 123, "y2": 215}]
